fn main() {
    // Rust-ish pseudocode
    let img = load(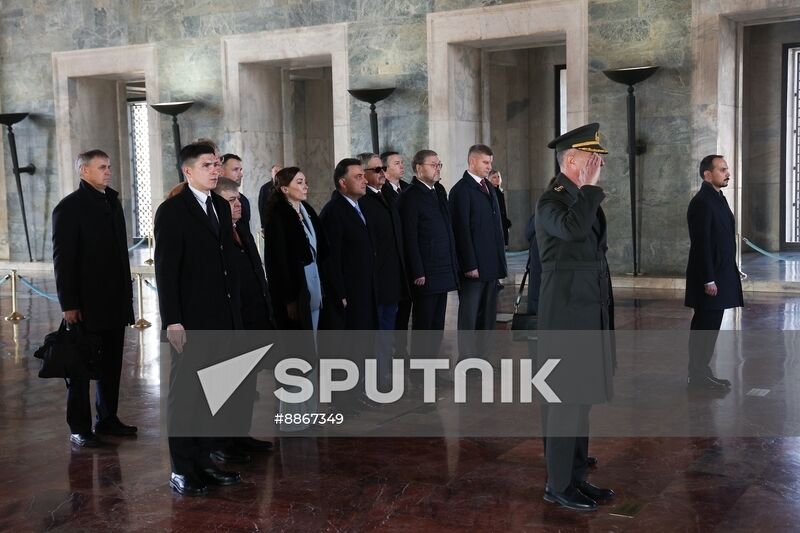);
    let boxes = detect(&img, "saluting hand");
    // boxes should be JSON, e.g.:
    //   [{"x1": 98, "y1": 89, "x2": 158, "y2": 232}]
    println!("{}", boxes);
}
[{"x1": 579, "y1": 153, "x2": 603, "y2": 187}]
